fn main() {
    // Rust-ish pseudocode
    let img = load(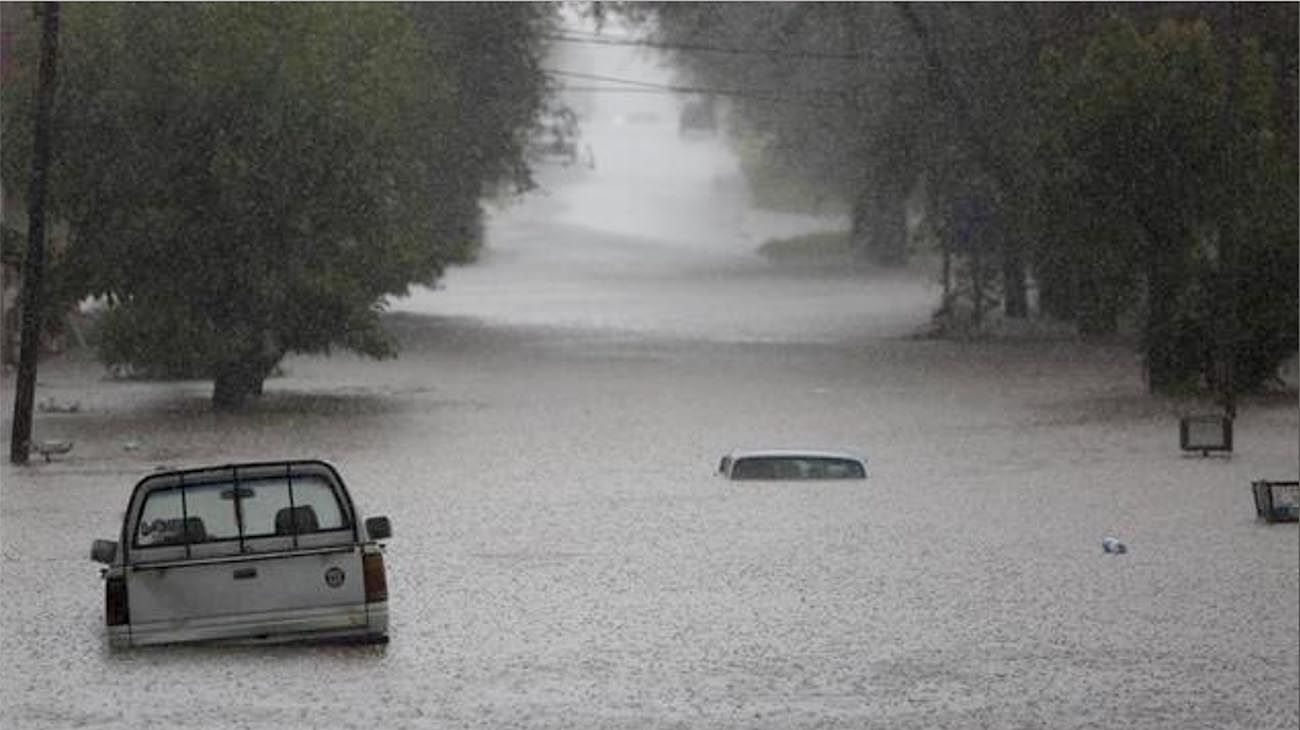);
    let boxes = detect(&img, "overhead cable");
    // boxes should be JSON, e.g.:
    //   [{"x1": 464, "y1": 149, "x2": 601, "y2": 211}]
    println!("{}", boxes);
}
[
  {"x1": 540, "y1": 32, "x2": 865, "y2": 61},
  {"x1": 545, "y1": 68, "x2": 844, "y2": 98}
]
